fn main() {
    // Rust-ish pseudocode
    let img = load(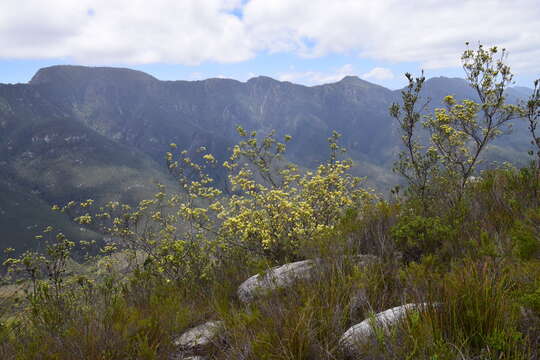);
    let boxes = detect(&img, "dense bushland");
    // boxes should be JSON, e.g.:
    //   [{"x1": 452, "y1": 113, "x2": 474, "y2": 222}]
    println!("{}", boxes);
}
[{"x1": 1, "y1": 44, "x2": 540, "y2": 359}]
